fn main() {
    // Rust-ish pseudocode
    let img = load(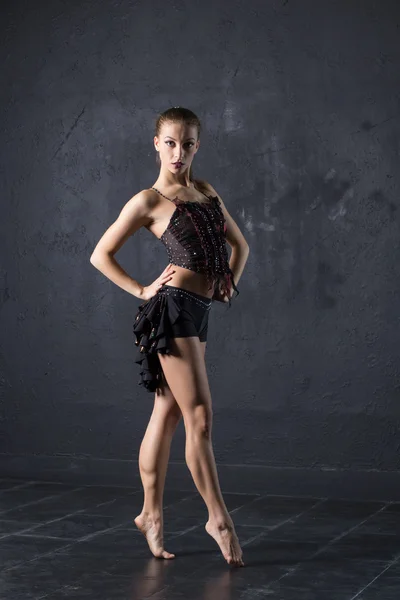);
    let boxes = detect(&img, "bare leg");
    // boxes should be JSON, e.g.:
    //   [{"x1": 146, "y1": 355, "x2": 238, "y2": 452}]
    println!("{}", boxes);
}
[
  {"x1": 158, "y1": 337, "x2": 244, "y2": 567},
  {"x1": 134, "y1": 372, "x2": 182, "y2": 559}
]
